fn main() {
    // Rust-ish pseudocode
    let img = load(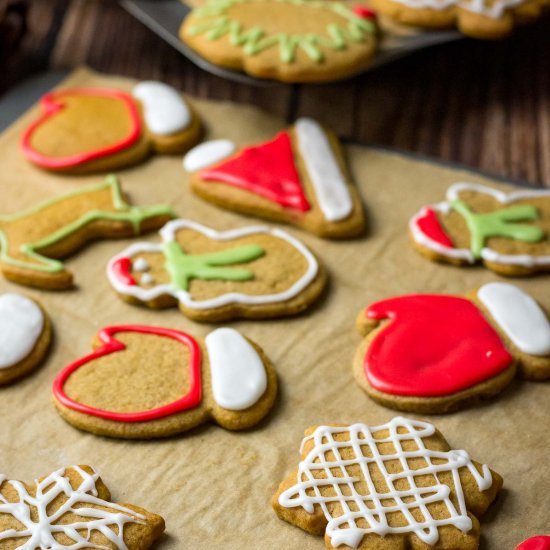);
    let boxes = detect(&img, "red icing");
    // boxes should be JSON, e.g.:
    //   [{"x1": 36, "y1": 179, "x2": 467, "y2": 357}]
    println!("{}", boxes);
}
[
  {"x1": 52, "y1": 325, "x2": 202, "y2": 422},
  {"x1": 353, "y1": 5, "x2": 377, "y2": 18},
  {"x1": 416, "y1": 207, "x2": 454, "y2": 248},
  {"x1": 110, "y1": 257, "x2": 136, "y2": 286},
  {"x1": 200, "y1": 131, "x2": 310, "y2": 212},
  {"x1": 516, "y1": 537, "x2": 550, "y2": 550},
  {"x1": 363, "y1": 295, "x2": 513, "y2": 397},
  {"x1": 21, "y1": 88, "x2": 142, "y2": 169}
]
